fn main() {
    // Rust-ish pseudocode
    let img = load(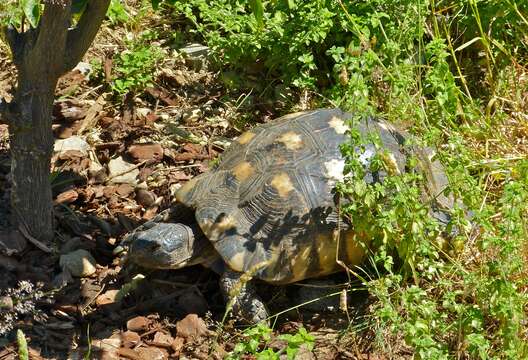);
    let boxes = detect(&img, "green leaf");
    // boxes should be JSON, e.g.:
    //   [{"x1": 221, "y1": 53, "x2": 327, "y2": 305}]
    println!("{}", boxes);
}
[
  {"x1": 20, "y1": 0, "x2": 41, "y2": 28},
  {"x1": 249, "y1": 0, "x2": 264, "y2": 28}
]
